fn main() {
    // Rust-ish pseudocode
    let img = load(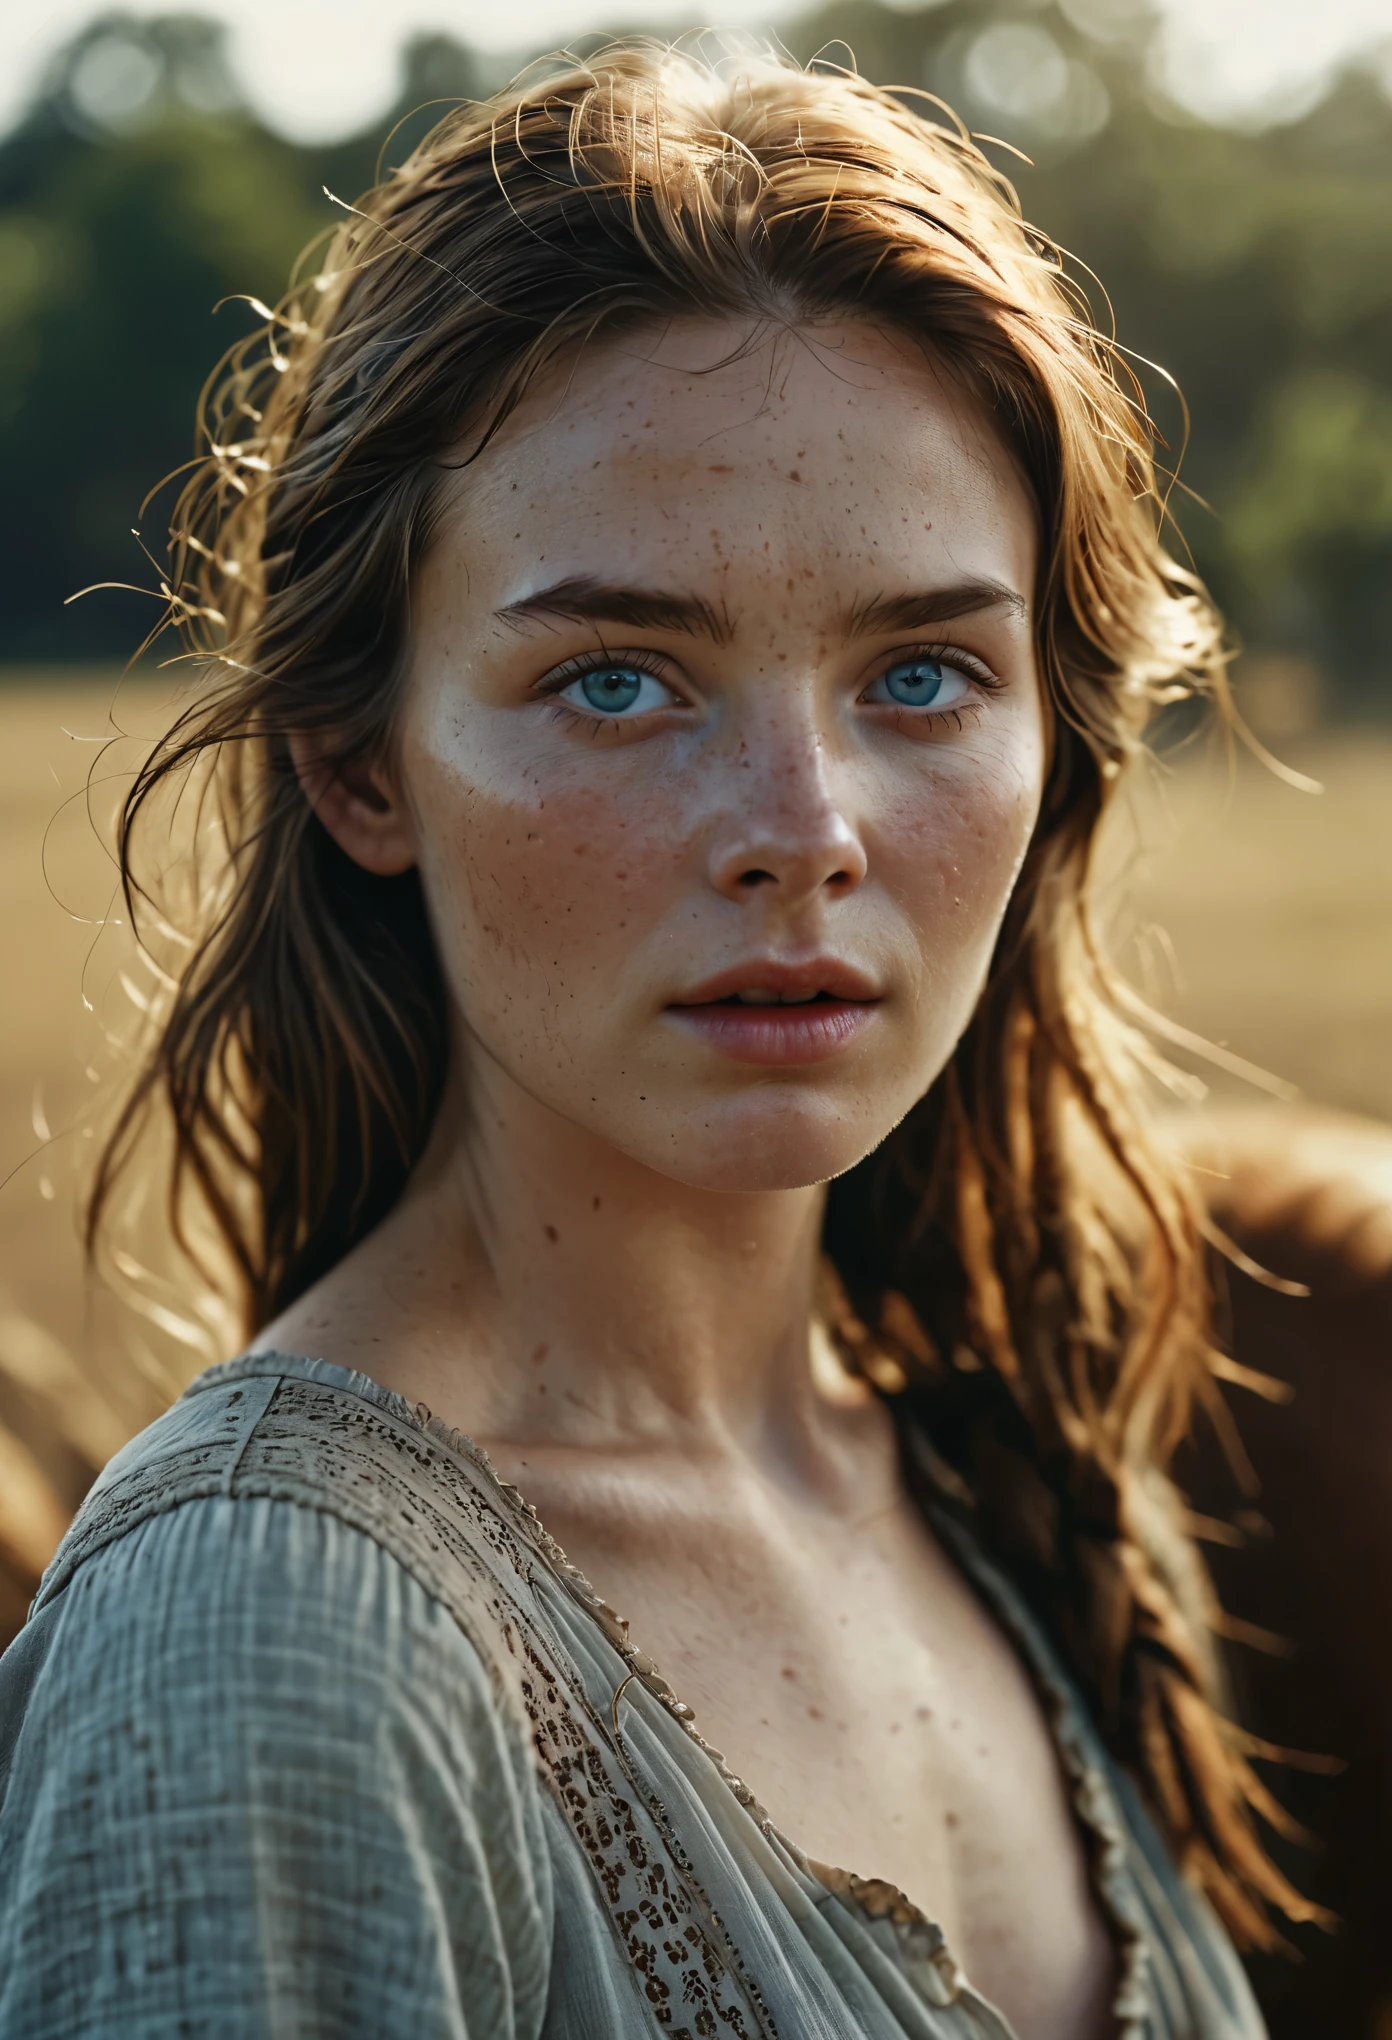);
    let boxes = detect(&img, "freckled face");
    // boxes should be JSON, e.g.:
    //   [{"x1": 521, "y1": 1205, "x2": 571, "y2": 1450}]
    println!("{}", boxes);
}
[{"x1": 397, "y1": 320, "x2": 1046, "y2": 1192}]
